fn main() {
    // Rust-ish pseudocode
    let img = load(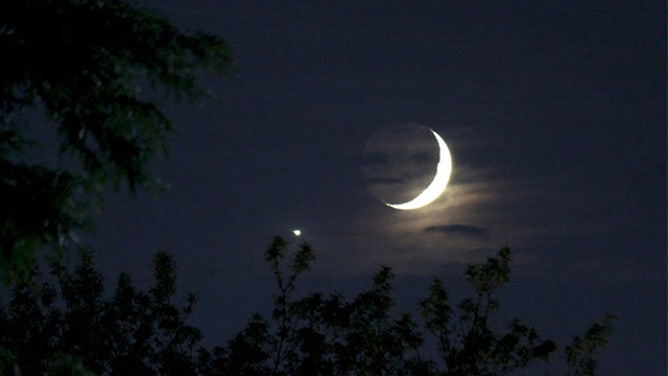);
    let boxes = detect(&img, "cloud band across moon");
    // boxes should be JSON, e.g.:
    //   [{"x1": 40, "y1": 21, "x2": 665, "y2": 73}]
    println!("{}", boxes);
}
[
  {"x1": 361, "y1": 124, "x2": 453, "y2": 210},
  {"x1": 386, "y1": 129, "x2": 452, "y2": 210}
]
